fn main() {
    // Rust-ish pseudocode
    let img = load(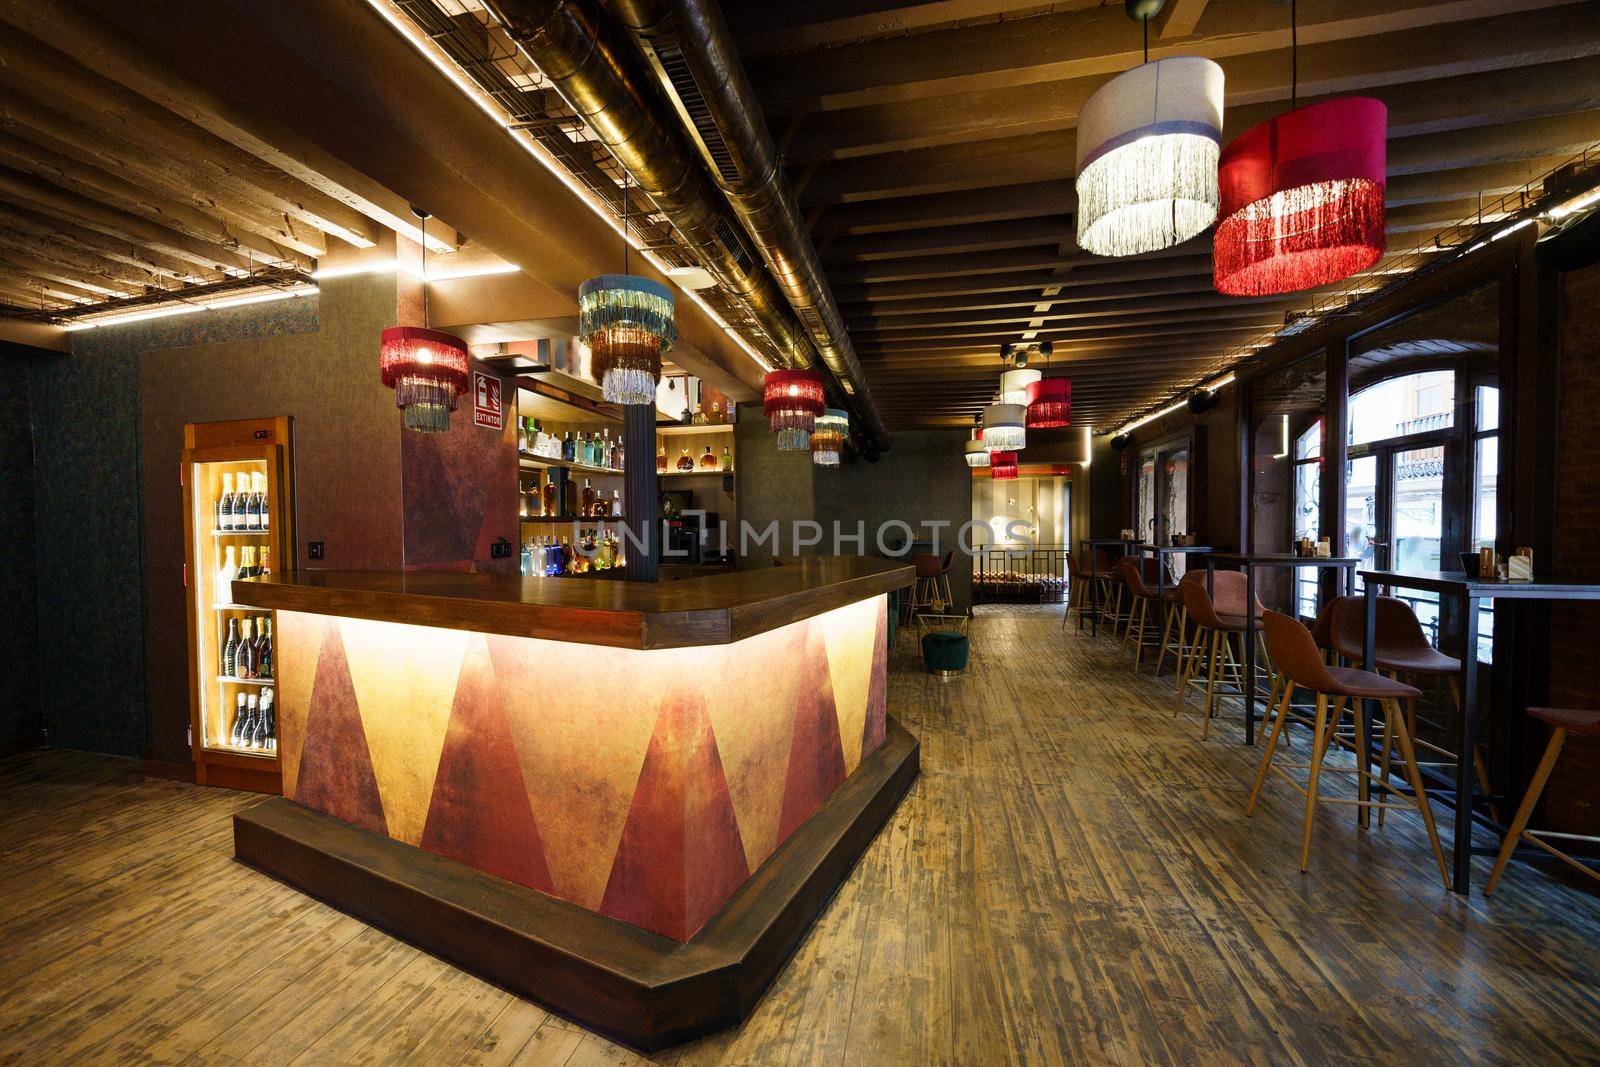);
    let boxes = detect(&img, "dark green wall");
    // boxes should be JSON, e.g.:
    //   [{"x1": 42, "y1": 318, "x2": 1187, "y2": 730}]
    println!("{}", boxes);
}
[{"x1": 0, "y1": 350, "x2": 41, "y2": 748}]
